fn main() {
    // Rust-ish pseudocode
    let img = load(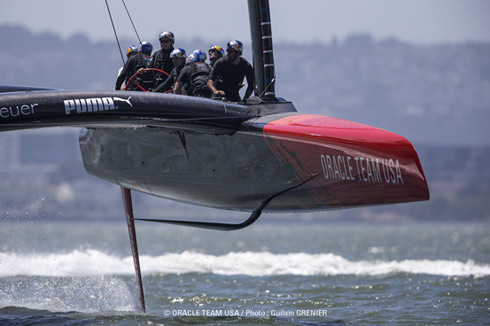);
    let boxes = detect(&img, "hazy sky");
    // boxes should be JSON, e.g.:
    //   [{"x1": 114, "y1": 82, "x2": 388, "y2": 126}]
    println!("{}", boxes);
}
[{"x1": 1, "y1": 0, "x2": 489, "y2": 45}]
